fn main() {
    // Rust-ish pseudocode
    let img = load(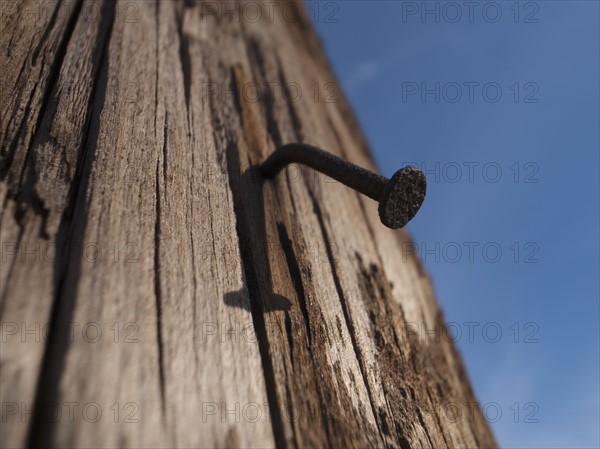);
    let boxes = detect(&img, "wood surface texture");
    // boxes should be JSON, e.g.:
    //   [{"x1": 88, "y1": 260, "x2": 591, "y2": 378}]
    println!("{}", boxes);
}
[{"x1": 0, "y1": 1, "x2": 497, "y2": 448}]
